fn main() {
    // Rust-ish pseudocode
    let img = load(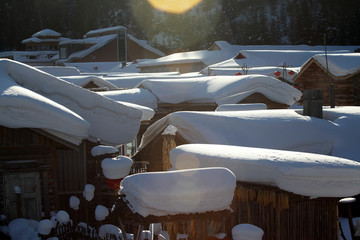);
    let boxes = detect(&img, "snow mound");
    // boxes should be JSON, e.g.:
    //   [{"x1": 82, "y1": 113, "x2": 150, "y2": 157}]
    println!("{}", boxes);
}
[
  {"x1": 83, "y1": 184, "x2": 95, "y2": 201},
  {"x1": 56, "y1": 210, "x2": 70, "y2": 224},
  {"x1": 101, "y1": 156, "x2": 133, "y2": 179},
  {"x1": 119, "y1": 167, "x2": 236, "y2": 217},
  {"x1": 232, "y1": 224, "x2": 264, "y2": 240},
  {"x1": 91, "y1": 145, "x2": 119, "y2": 157},
  {"x1": 0, "y1": 59, "x2": 143, "y2": 145},
  {"x1": 38, "y1": 219, "x2": 54, "y2": 235},
  {"x1": 215, "y1": 103, "x2": 267, "y2": 111},
  {"x1": 138, "y1": 74, "x2": 301, "y2": 106},
  {"x1": 69, "y1": 196, "x2": 80, "y2": 210},
  {"x1": 95, "y1": 205, "x2": 109, "y2": 221},
  {"x1": 170, "y1": 144, "x2": 360, "y2": 198}
]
